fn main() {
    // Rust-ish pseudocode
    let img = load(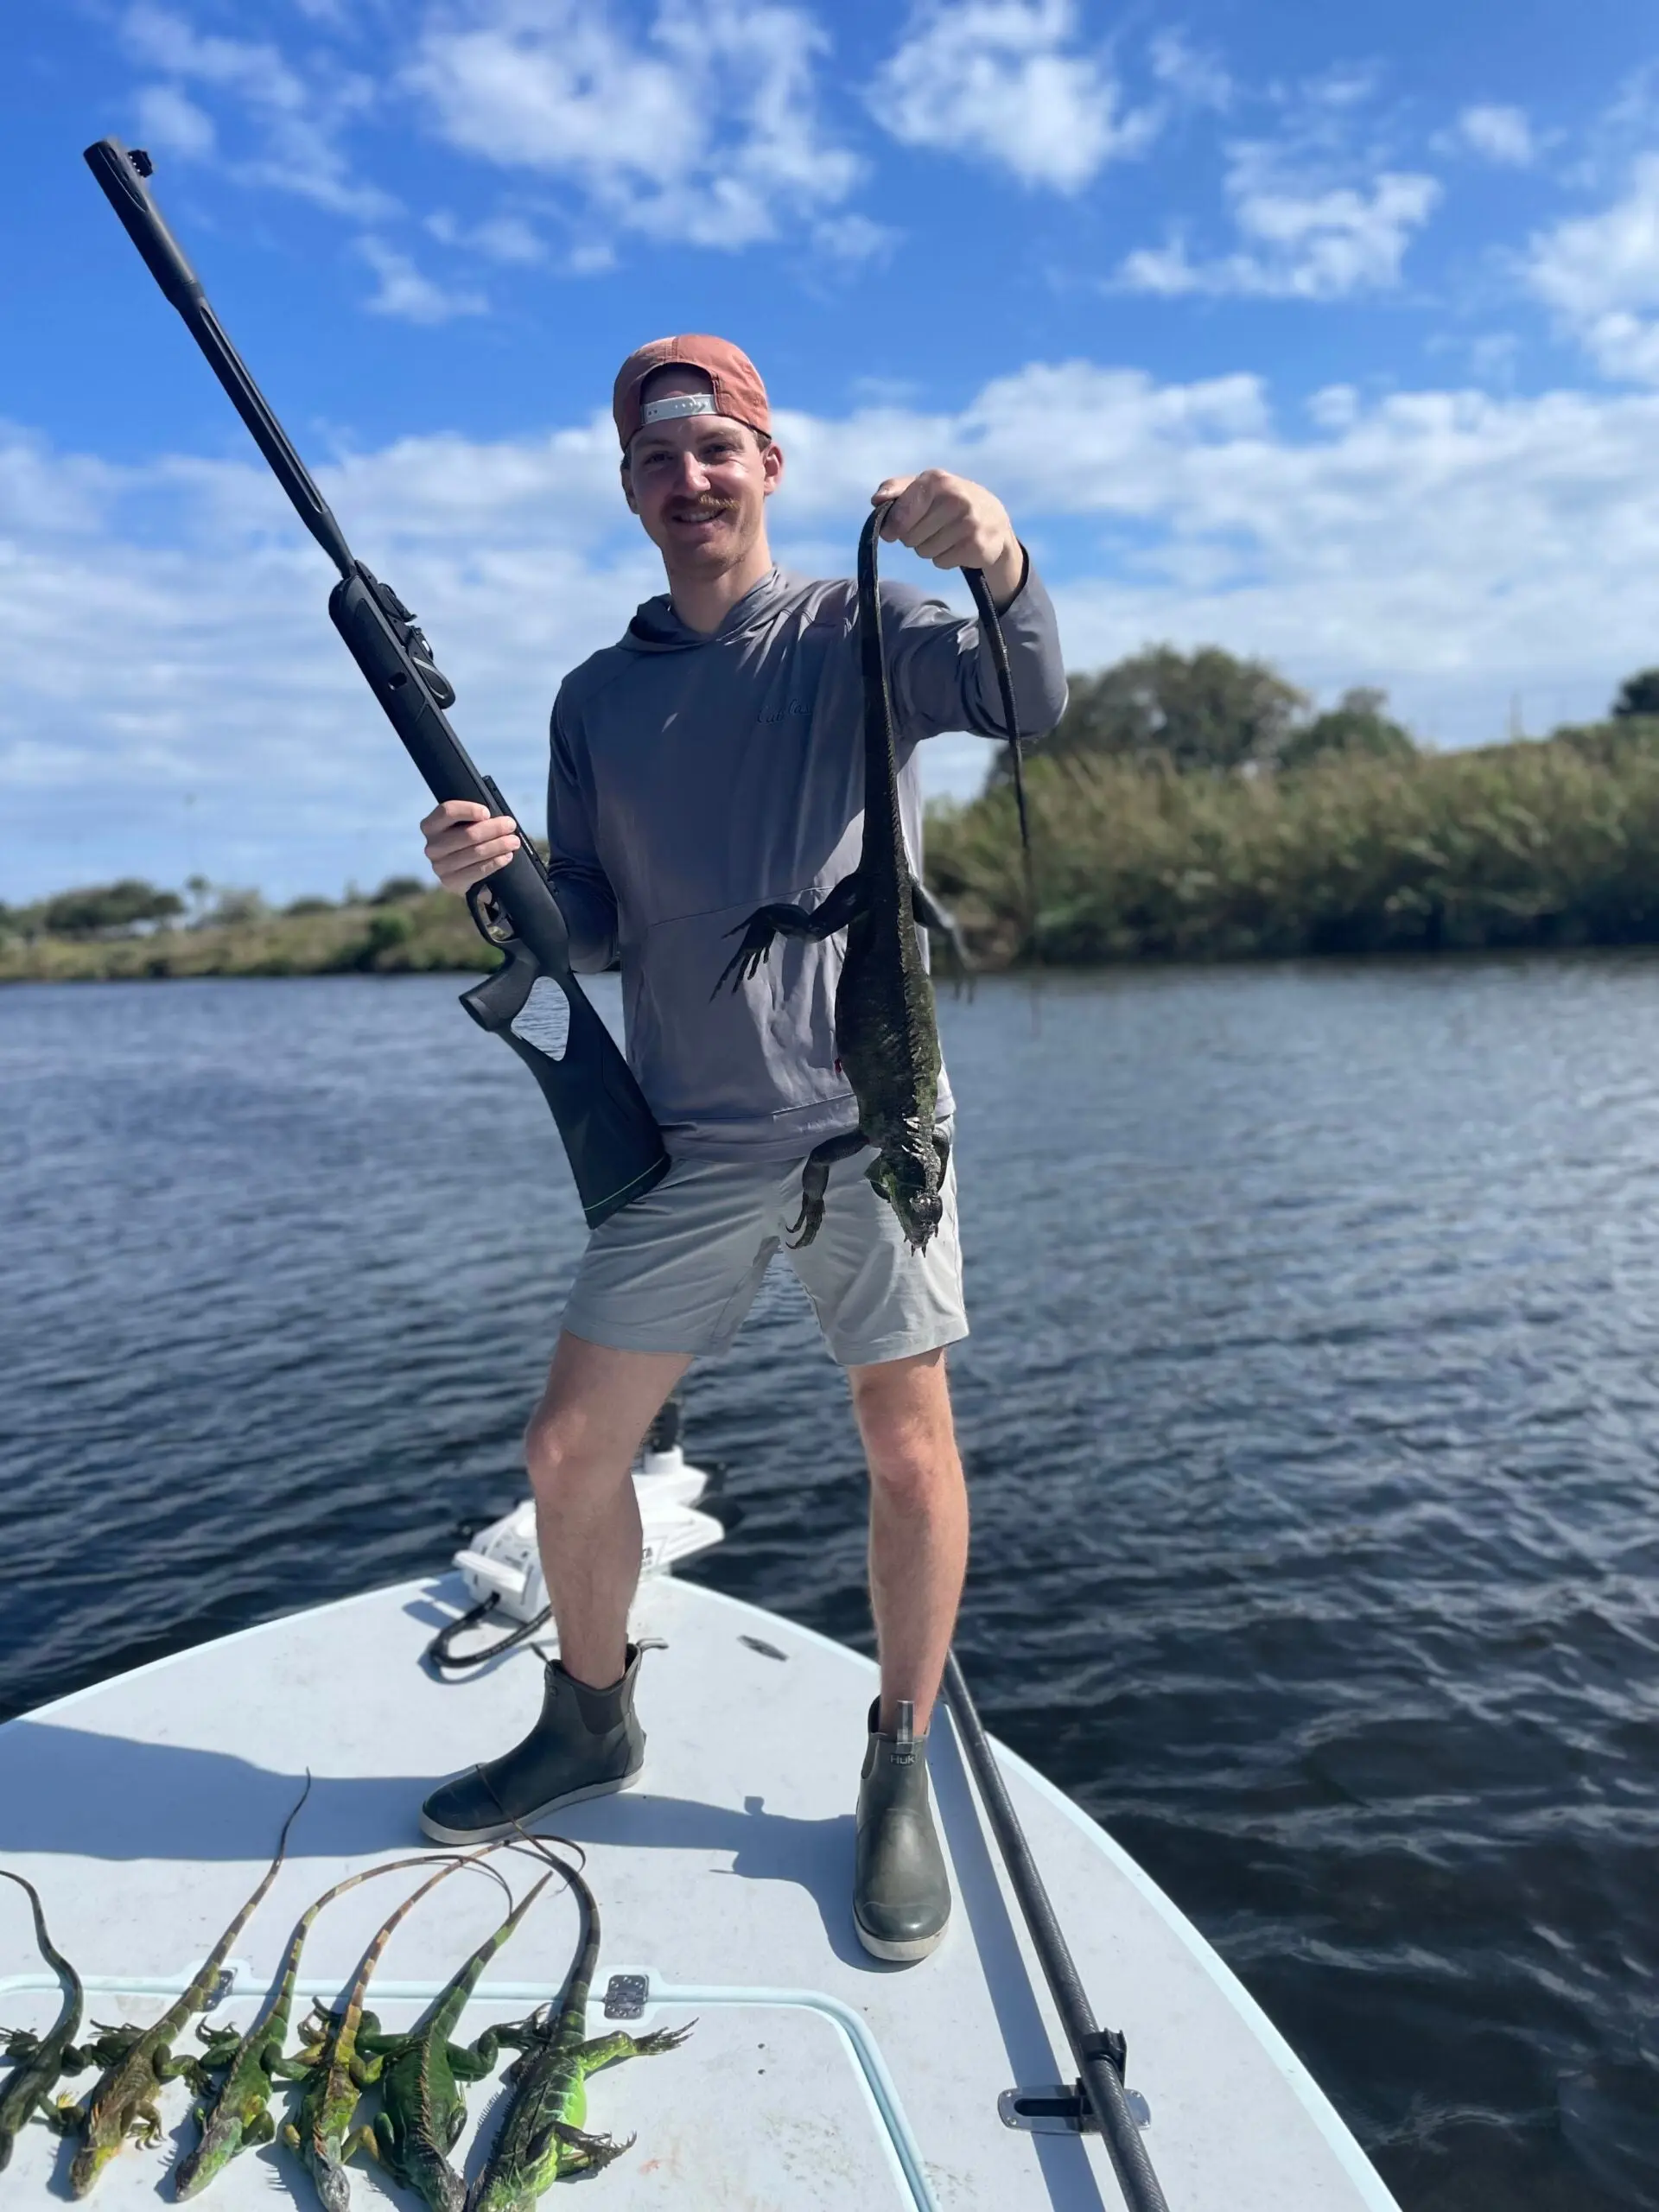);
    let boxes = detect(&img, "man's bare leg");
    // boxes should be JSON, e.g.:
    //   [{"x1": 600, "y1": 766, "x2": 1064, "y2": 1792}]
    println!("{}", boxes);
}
[
  {"x1": 848, "y1": 1347, "x2": 969, "y2": 1737},
  {"x1": 418, "y1": 1331, "x2": 686, "y2": 1842},
  {"x1": 846, "y1": 1345, "x2": 963, "y2": 1961},
  {"x1": 525, "y1": 1332, "x2": 690, "y2": 1688}
]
